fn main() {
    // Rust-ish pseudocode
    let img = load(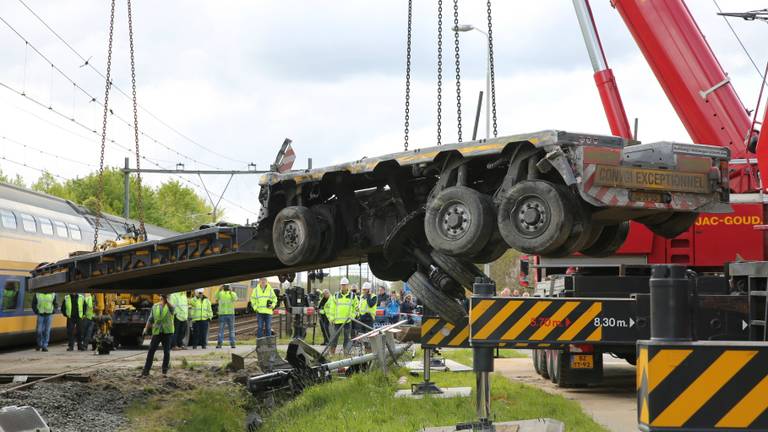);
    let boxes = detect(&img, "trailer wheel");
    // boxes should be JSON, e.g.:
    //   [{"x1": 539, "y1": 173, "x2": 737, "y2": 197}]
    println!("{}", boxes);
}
[
  {"x1": 425, "y1": 186, "x2": 495, "y2": 257},
  {"x1": 644, "y1": 212, "x2": 698, "y2": 239},
  {"x1": 537, "y1": 349, "x2": 550, "y2": 379},
  {"x1": 430, "y1": 251, "x2": 484, "y2": 290},
  {"x1": 548, "y1": 350, "x2": 560, "y2": 384},
  {"x1": 579, "y1": 221, "x2": 630, "y2": 257},
  {"x1": 407, "y1": 271, "x2": 468, "y2": 325},
  {"x1": 546, "y1": 186, "x2": 593, "y2": 258},
  {"x1": 497, "y1": 181, "x2": 573, "y2": 255},
  {"x1": 368, "y1": 253, "x2": 416, "y2": 282},
  {"x1": 469, "y1": 229, "x2": 508, "y2": 264},
  {"x1": 272, "y1": 206, "x2": 322, "y2": 266},
  {"x1": 313, "y1": 205, "x2": 338, "y2": 262}
]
